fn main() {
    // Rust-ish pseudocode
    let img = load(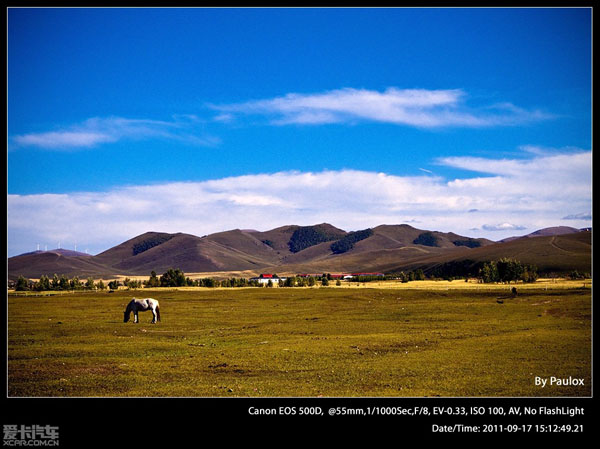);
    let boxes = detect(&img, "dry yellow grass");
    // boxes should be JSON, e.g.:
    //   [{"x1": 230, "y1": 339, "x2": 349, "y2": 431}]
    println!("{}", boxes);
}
[{"x1": 8, "y1": 283, "x2": 591, "y2": 397}]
